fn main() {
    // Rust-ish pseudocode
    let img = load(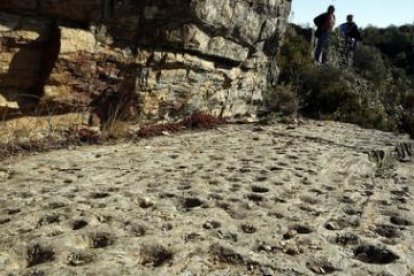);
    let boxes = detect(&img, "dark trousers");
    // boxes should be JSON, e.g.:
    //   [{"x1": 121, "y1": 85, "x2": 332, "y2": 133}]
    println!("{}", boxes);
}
[{"x1": 314, "y1": 31, "x2": 330, "y2": 63}]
